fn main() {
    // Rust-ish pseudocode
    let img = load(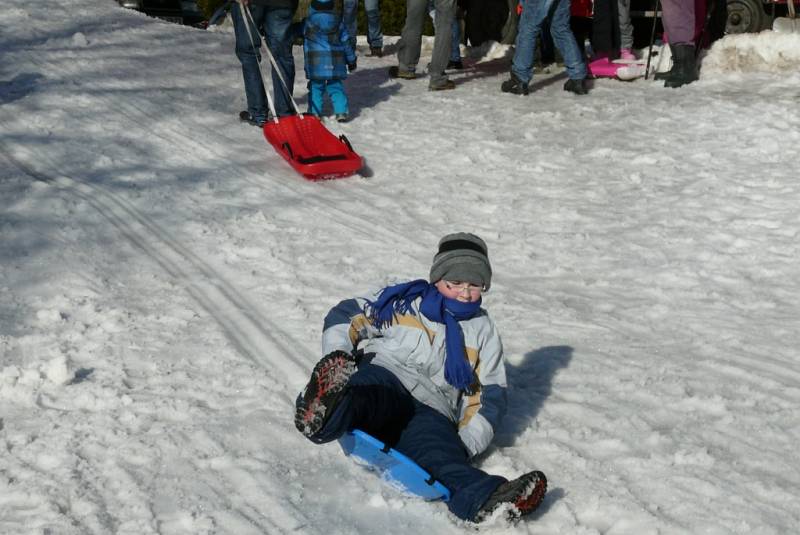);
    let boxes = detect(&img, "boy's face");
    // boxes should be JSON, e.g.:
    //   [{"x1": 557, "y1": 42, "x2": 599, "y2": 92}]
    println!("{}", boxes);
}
[{"x1": 435, "y1": 280, "x2": 483, "y2": 303}]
